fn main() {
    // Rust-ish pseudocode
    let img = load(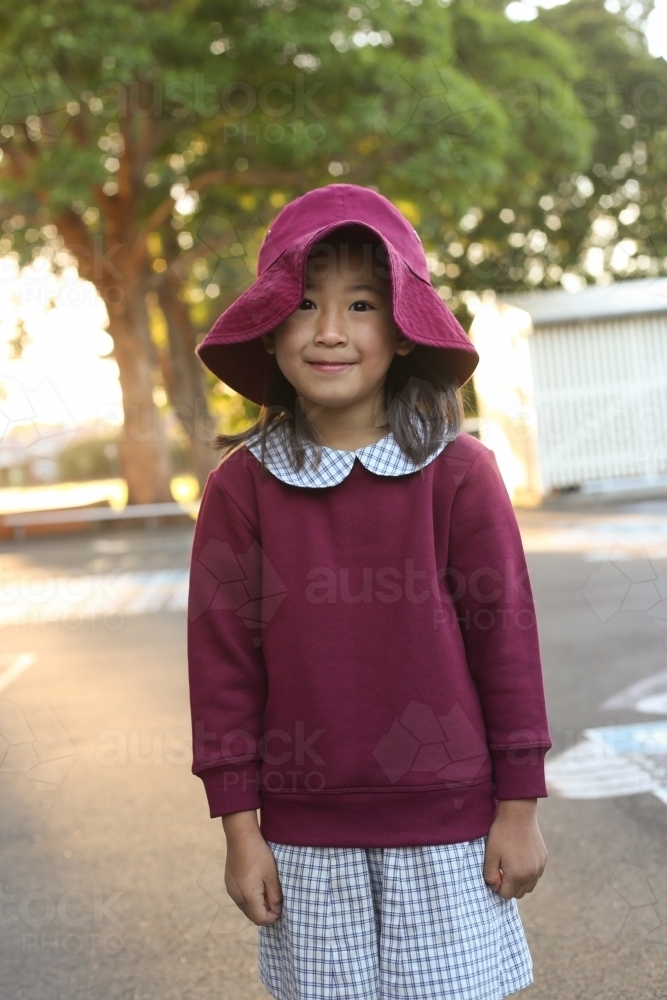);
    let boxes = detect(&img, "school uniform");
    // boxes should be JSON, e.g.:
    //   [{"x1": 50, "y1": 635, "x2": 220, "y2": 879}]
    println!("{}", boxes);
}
[
  {"x1": 187, "y1": 425, "x2": 550, "y2": 999},
  {"x1": 187, "y1": 182, "x2": 552, "y2": 1000}
]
